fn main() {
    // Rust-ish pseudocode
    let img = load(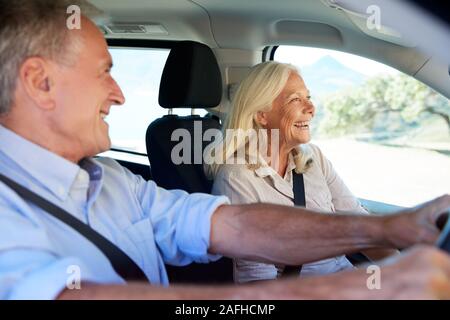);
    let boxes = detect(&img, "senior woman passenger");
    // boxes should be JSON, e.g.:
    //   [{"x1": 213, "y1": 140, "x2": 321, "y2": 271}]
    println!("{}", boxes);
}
[{"x1": 205, "y1": 61, "x2": 398, "y2": 283}]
